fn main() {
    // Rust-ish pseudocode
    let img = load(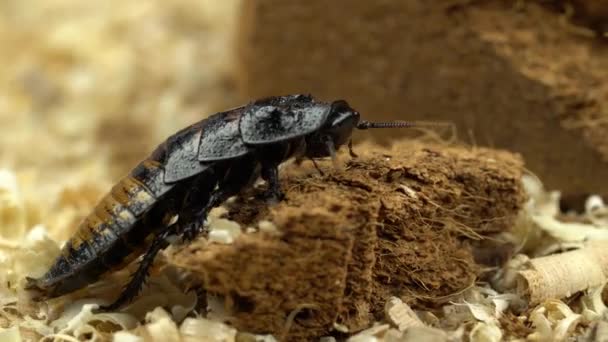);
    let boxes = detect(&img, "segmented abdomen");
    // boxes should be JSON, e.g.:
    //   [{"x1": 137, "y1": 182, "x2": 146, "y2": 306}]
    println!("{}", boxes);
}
[{"x1": 31, "y1": 158, "x2": 175, "y2": 297}]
